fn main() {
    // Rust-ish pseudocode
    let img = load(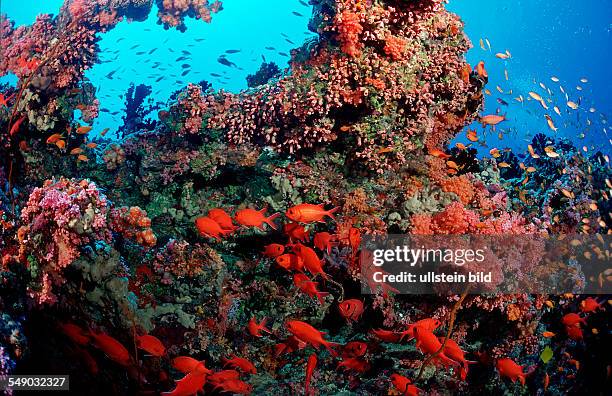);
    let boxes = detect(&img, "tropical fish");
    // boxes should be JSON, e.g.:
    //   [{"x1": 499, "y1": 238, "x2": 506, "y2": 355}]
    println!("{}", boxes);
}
[
  {"x1": 480, "y1": 114, "x2": 506, "y2": 126},
  {"x1": 343, "y1": 341, "x2": 367, "y2": 358},
  {"x1": 566, "y1": 325, "x2": 583, "y2": 340},
  {"x1": 496, "y1": 358, "x2": 526, "y2": 385},
  {"x1": 561, "y1": 313, "x2": 586, "y2": 327},
  {"x1": 292, "y1": 243, "x2": 328, "y2": 280},
  {"x1": 90, "y1": 332, "x2": 131, "y2": 366},
  {"x1": 284, "y1": 222, "x2": 310, "y2": 242},
  {"x1": 542, "y1": 331, "x2": 556, "y2": 338},
  {"x1": 337, "y1": 357, "x2": 370, "y2": 373},
  {"x1": 208, "y1": 208, "x2": 237, "y2": 230},
  {"x1": 313, "y1": 232, "x2": 336, "y2": 255},
  {"x1": 172, "y1": 356, "x2": 211, "y2": 375},
  {"x1": 234, "y1": 208, "x2": 279, "y2": 230},
  {"x1": 46, "y1": 133, "x2": 64, "y2": 144},
  {"x1": 9, "y1": 115, "x2": 26, "y2": 136},
  {"x1": 545, "y1": 114, "x2": 558, "y2": 132},
  {"x1": 247, "y1": 316, "x2": 271, "y2": 338},
  {"x1": 276, "y1": 253, "x2": 303, "y2": 271},
  {"x1": 293, "y1": 274, "x2": 329, "y2": 304},
  {"x1": 77, "y1": 154, "x2": 88, "y2": 162},
  {"x1": 475, "y1": 61, "x2": 487, "y2": 78},
  {"x1": 580, "y1": 297, "x2": 603, "y2": 313},
  {"x1": 285, "y1": 320, "x2": 338, "y2": 355},
  {"x1": 338, "y1": 299, "x2": 364, "y2": 322},
  {"x1": 390, "y1": 373, "x2": 419, "y2": 396},
  {"x1": 70, "y1": 148, "x2": 83, "y2": 155},
  {"x1": 208, "y1": 369, "x2": 240, "y2": 385},
  {"x1": 76, "y1": 125, "x2": 92, "y2": 134},
  {"x1": 59, "y1": 323, "x2": 90, "y2": 345},
  {"x1": 136, "y1": 334, "x2": 165, "y2": 357},
  {"x1": 440, "y1": 338, "x2": 476, "y2": 380},
  {"x1": 428, "y1": 148, "x2": 451, "y2": 159},
  {"x1": 162, "y1": 371, "x2": 206, "y2": 396},
  {"x1": 371, "y1": 329, "x2": 403, "y2": 343},
  {"x1": 305, "y1": 353, "x2": 317, "y2": 395},
  {"x1": 285, "y1": 203, "x2": 339, "y2": 223},
  {"x1": 400, "y1": 318, "x2": 442, "y2": 341},
  {"x1": 262, "y1": 243, "x2": 285, "y2": 258},
  {"x1": 222, "y1": 356, "x2": 257, "y2": 374},
  {"x1": 195, "y1": 216, "x2": 232, "y2": 240}
]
